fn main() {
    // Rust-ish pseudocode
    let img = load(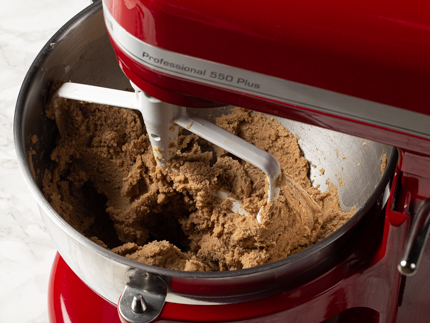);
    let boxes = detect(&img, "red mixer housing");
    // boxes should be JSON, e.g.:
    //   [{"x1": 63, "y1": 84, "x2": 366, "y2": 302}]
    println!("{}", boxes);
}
[{"x1": 49, "y1": 0, "x2": 430, "y2": 322}]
